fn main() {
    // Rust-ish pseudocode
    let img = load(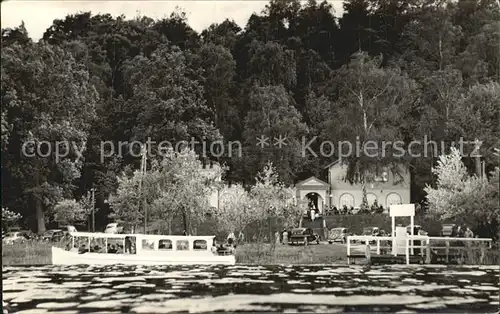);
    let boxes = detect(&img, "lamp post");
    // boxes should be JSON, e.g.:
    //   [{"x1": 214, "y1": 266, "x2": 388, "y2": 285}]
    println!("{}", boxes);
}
[{"x1": 90, "y1": 188, "x2": 96, "y2": 232}]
